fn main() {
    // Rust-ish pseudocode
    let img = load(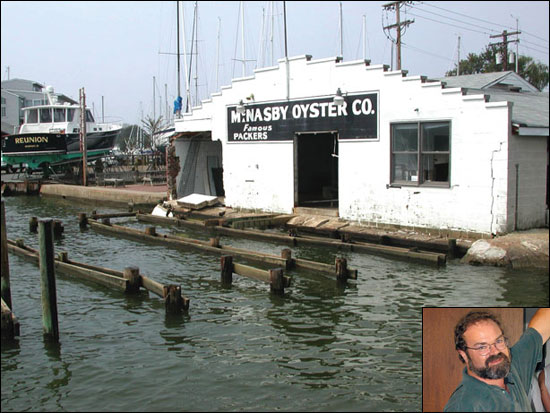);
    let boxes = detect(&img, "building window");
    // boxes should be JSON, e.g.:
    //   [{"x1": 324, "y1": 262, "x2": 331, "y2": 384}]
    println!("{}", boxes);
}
[{"x1": 391, "y1": 121, "x2": 450, "y2": 187}]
